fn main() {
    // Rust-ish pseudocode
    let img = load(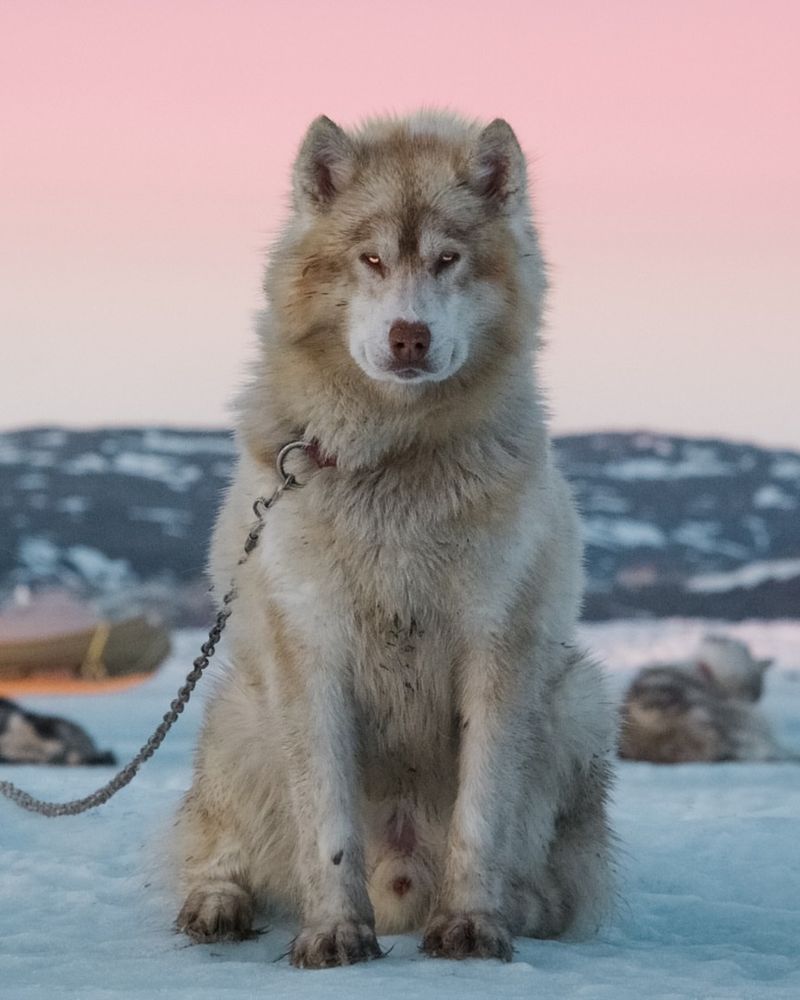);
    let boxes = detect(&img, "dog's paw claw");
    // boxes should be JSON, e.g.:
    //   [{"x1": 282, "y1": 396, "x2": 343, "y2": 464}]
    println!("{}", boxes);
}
[
  {"x1": 291, "y1": 920, "x2": 382, "y2": 968},
  {"x1": 421, "y1": 911, "x2": 513, "y2": 961}
]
